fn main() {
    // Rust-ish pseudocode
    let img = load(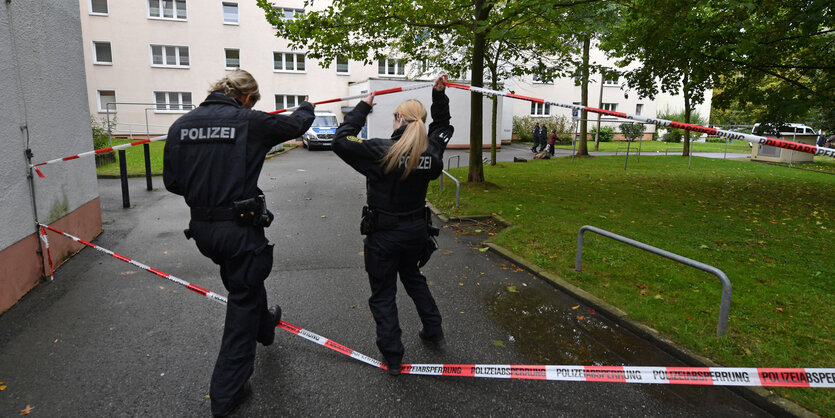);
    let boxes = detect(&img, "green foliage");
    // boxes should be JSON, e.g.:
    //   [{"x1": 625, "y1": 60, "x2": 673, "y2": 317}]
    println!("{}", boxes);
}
[
  {"x1": 657, "y1": 107, "x2": 707, "y2": 144},
  {"x1": 91, "y1": 117, "x2": 111, "y2": 150},
  {"x1": 589, "y1": 126, "x2": 614, "y2": 142},
  {"x1": 513, "y1": 115, "x2": 574, "y2": 142},
  {"x1": 618, "y1": 123, "x2": 644, "y2": 142}
]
